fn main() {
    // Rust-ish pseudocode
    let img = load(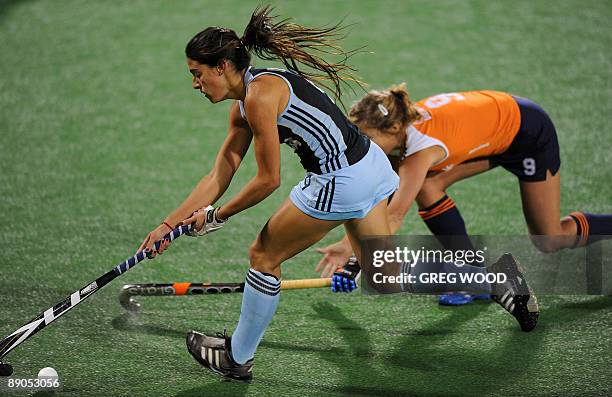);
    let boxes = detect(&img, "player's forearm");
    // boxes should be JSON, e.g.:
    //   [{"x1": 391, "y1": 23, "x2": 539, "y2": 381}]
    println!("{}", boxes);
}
[
  {"x1": 216, "y1": 175, "x2": 279, "y2": 220},
  {"x1": 387, "y1": 195, "x2": 413, "y2": 235},
  {"x1": 387, "y1": 173, "x2": 423, "y2": 234},
  {"x1": 163, "y1": 169, "x2": 233, "y2": 227},
  {"x1": 388, "y1": 195, "x2": 414, "y2": 234},
  {"x1": 388, "y1": 147, "x2": 440, "y2": 234}
]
